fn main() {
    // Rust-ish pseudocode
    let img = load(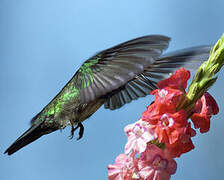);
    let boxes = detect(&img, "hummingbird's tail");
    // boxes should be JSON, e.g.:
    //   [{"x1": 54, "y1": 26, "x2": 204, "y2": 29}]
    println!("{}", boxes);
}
[
  {"x1": 142, "y1": 45, "x2": 211, "y2": 81},
  {"x1": 4, "y1": 121, "x2": 56, "y2": 155}
]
